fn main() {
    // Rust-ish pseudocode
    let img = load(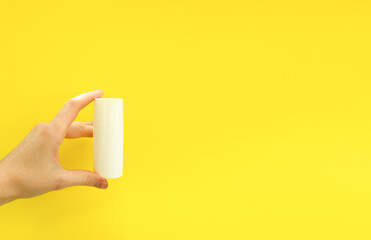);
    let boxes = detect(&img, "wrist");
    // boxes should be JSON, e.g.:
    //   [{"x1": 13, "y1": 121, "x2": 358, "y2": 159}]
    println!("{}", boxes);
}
[{"x1": 0, "y1": 160, "x2": 19, "y2": 206}]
